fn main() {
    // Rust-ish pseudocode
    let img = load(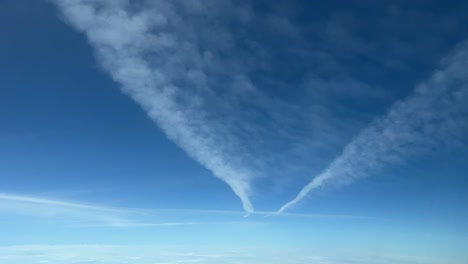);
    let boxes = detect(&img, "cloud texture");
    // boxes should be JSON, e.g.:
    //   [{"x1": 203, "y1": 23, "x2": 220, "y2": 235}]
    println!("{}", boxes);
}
[
  {"x1": 0, "y1": 245, "x2": 451, "y2": 264},
  {"x1": 279, "y1": 41, "x2": 468, "y2": 213},
  {"x1": 51, "y1": 0, "x2": 262, "y2": 212}
]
